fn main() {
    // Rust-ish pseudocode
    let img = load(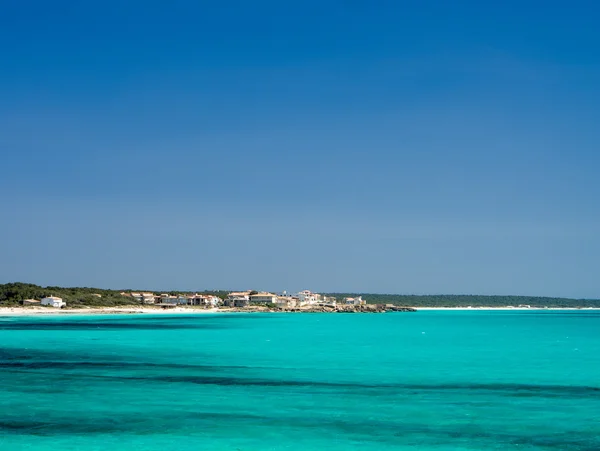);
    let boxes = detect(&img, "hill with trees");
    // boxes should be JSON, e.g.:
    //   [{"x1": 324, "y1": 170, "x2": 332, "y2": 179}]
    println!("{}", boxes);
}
[{"x1": 0, "y1": 282, "x2": 136, "y2": 307}]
